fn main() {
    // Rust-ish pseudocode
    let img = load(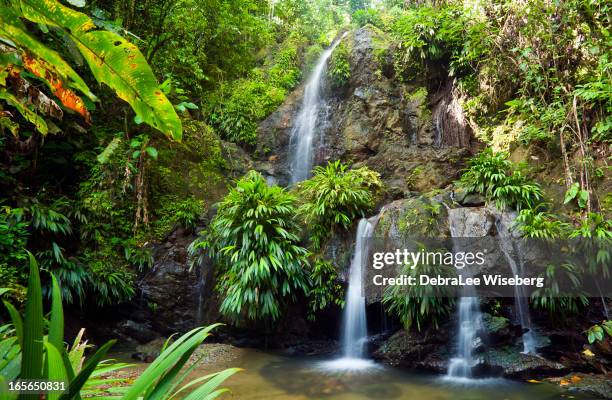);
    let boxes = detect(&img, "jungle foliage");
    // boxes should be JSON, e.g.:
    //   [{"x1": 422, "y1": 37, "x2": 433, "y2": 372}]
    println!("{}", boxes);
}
[
  {"x1": 297, "y1": 161, "x2": 383, "y2": 249},
  {"x1": 1, "y1": 0, "x2": 611, "y2": 374},
  {"x1": 193, "y1": 171, "x2": 310, "y2": 324},
  {"x1": 0, "y1": 254, "x2": 239, "y2": 399},
  {"x1": 0, "y1": 0, "x2": 349, "y2": 308}
]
